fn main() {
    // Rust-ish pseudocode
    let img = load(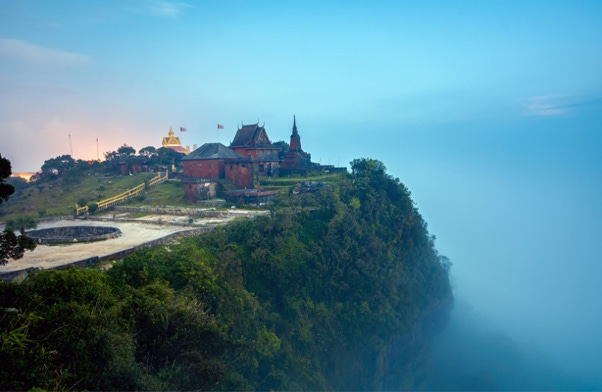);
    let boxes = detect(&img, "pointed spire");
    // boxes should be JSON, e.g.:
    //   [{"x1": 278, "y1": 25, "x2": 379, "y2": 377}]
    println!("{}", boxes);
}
[
  {"x1": 289, "y1": 115, "x2": 302, "y2": 151},
  {"x1": 292, "y1": 115, "x2": 298, "y2": 135}
]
